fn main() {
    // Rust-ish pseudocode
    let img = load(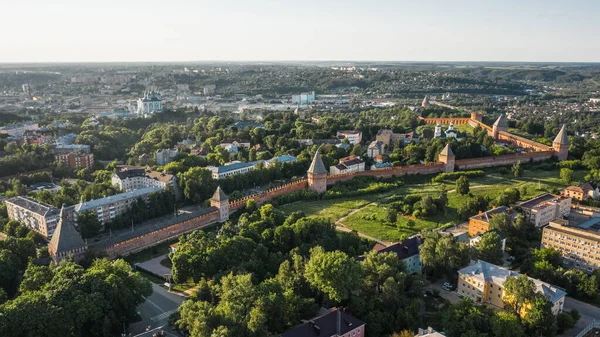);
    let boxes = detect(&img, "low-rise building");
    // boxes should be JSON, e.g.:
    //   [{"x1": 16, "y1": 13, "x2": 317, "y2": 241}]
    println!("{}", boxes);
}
[
  {"x1": 156, "y1": 148, "x2": 179, "y2": 166},
  {"x1": 541, "y1": 218, "x2": 600, "y2": 272},
  {"x1": 416, "y1": 327, "x2": 445, "y2": 337},
  {"x1": 375, "y1": 129, "x2": 418, "y2": 150},
  {"x1": 562, "y1": 183, "x2": 600, "y2": 201},
  {"x1": 367, "y1": 140, "x2": 384, "y2": 158},
  {"x1": 519, "y1": 194, "x2": 571, "y2": 227},
  {"x1": 468, "y1": 206, "x2": 510, "y2": 236},
  {"x1": 265, "y1": 155, "x2": 297, "y2": 167},
  {"x1": 329, "y1": 156, "x2": 365, "y2": 175},
  {"x1": 336, "y1": 130, "x2": 362, "y2": 145},
  {"x1": 357, "y1": 236, "x2": 423, "y2": 274},
  {"x1": 281, "y1": 308, "x2": 365, "y2": 337},
  {"x1": 207, "y1": 161, "x2": 259, "y2": 180},
  {"x1": 457, "y1": 260, "x2": 566, "y2": 315},
  {"x1": 5, "y1": 196, "x2": 59, "y2": 238},
  {"x1": 219, "y1": 139, "x2": 251, "y2": 153},
  {"x1": 74, "y1": 186, "x2": 163, "y2": 225},
  {"x1": 111, "y1": 167, "x2": 177, "y2": 192}
]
